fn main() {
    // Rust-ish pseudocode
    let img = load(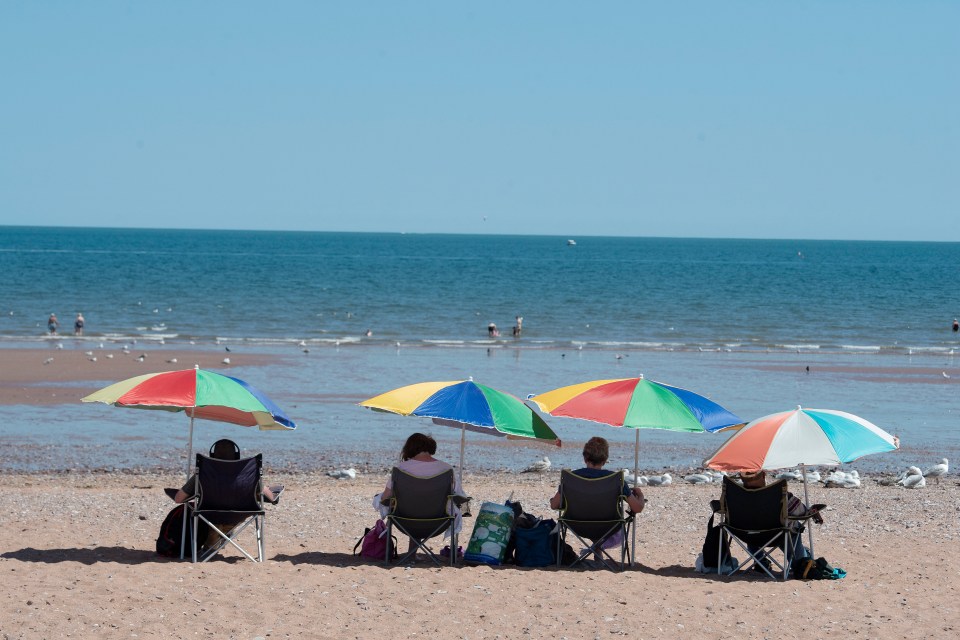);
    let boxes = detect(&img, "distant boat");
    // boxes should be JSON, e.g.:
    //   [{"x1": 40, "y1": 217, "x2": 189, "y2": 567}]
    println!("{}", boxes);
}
[{"x1": 567, "y1": 239, "x2": 577, "y2": 246}]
